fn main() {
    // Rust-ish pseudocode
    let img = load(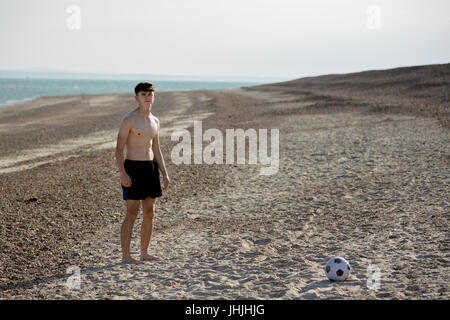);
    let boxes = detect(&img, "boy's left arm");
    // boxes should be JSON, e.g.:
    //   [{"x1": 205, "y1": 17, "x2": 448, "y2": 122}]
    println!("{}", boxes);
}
[{"x1": 152, "y1": 118, "x2": 170, "y2": 190}]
